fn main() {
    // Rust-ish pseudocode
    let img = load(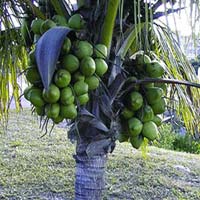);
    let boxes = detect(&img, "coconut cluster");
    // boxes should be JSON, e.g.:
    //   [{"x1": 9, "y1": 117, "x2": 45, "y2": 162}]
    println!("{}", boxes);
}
[
  {"x1": 23, "y1": 14, "x2": 108, "y2": 124},
  {"x1": 118, "y1": 53, "x2": 167, "y2": 149}
]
